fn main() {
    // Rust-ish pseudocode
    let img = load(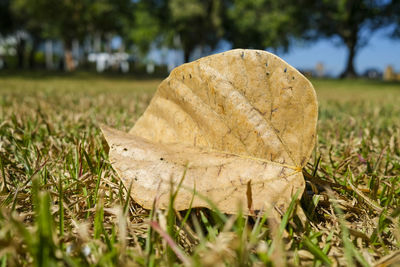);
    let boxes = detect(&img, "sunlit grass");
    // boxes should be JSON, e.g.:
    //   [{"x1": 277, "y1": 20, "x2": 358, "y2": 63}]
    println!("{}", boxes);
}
[{"x1": 0, "y1": 74, "x2": 399, "y2": 266}]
